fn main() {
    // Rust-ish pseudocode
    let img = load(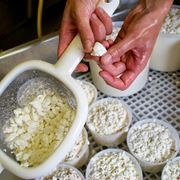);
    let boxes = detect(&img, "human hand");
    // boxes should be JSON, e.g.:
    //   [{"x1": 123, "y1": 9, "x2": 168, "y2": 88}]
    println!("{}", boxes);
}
[
  {"x1": 97, "y1": 0, "x2": 173, "y2": 90},
  {"x1": 58, "y1": 0, "x2": 112, "y2": 72}
]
